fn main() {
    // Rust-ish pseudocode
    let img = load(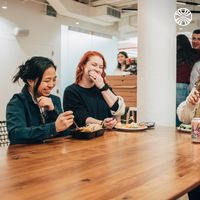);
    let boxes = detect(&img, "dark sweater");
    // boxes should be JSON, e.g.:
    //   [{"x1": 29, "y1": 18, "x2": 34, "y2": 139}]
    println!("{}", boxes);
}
[
  {"x1": 63, "y1": 84, "x2": 113, "y2": 127},
  {"x1": 176, "y1": 62, "x2": 192, "y2": 84},
  {"x1": 6, "y1": 85, "x2": 68, "y2": 145}
]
